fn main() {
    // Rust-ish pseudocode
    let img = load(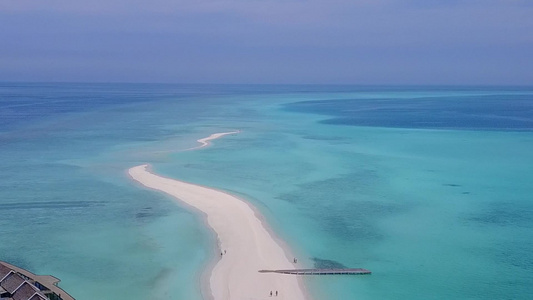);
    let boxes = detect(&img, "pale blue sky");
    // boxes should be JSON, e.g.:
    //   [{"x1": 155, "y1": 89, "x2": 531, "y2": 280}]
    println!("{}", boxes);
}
[{"x1": 1, "y1": 0, "x2": 532, "y2": 84}]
